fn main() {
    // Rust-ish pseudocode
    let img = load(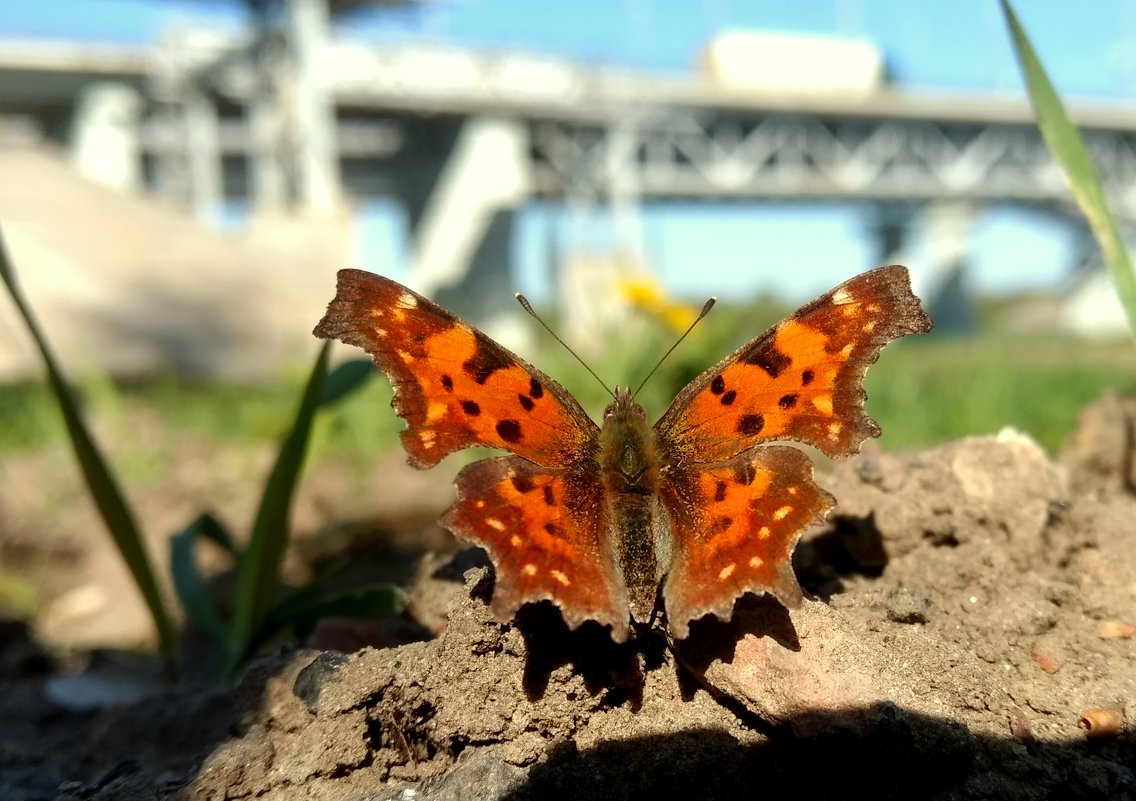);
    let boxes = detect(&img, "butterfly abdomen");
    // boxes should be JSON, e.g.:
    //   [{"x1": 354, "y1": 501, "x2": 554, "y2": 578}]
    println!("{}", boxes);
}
[{"x1": 598, "y1": 390, "x2": 670, "y2": 625}]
